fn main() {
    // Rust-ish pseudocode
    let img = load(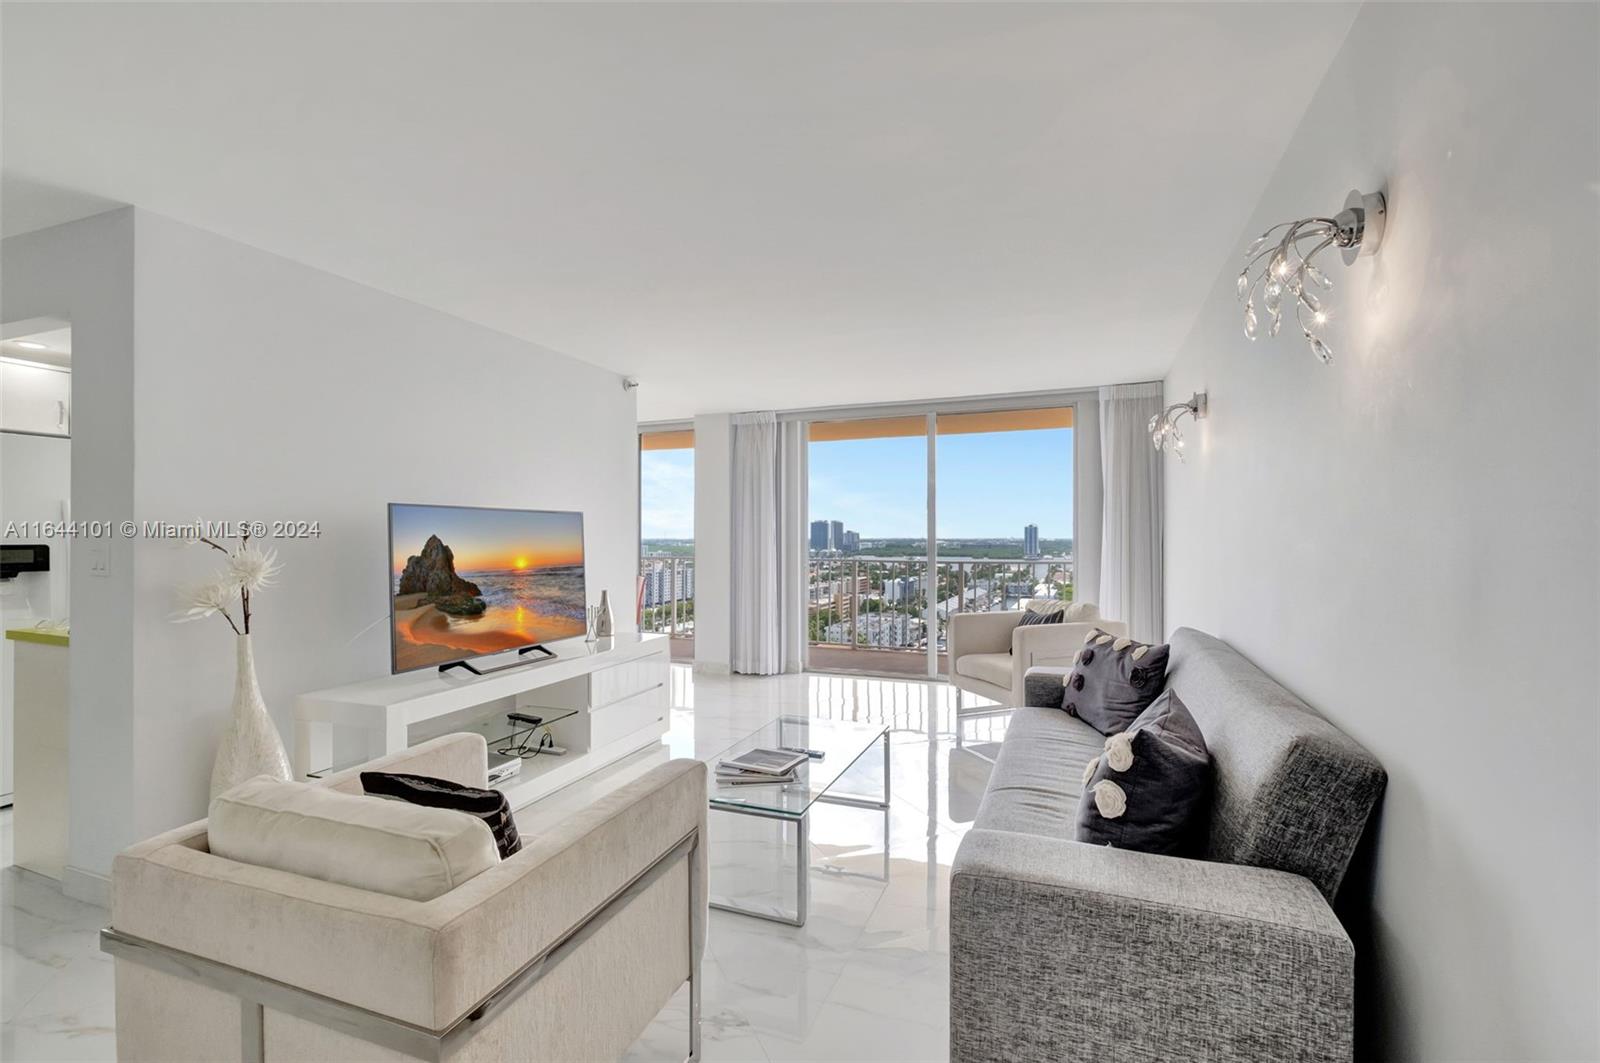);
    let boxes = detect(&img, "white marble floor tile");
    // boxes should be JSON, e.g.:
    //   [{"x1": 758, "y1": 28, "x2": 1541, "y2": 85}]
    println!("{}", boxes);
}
[
  {"x1": 756, "y1": 999, "x2": 949, "y2": 1063},
  {"x1": 4, "y1": 956, "x2": 117, "y2": 1062},
  {"x1": 1, "y1": 865, "x2": 116, "y2": 1062}
]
